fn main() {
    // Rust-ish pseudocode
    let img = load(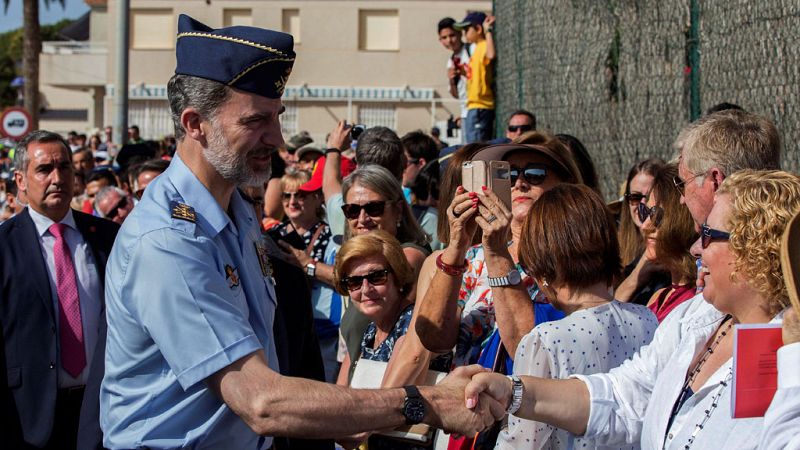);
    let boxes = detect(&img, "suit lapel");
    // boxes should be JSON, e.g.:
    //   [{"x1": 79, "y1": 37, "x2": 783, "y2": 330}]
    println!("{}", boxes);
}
[{"x1": 16, "y1": 209, "x2": 56, "y2": 322}]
